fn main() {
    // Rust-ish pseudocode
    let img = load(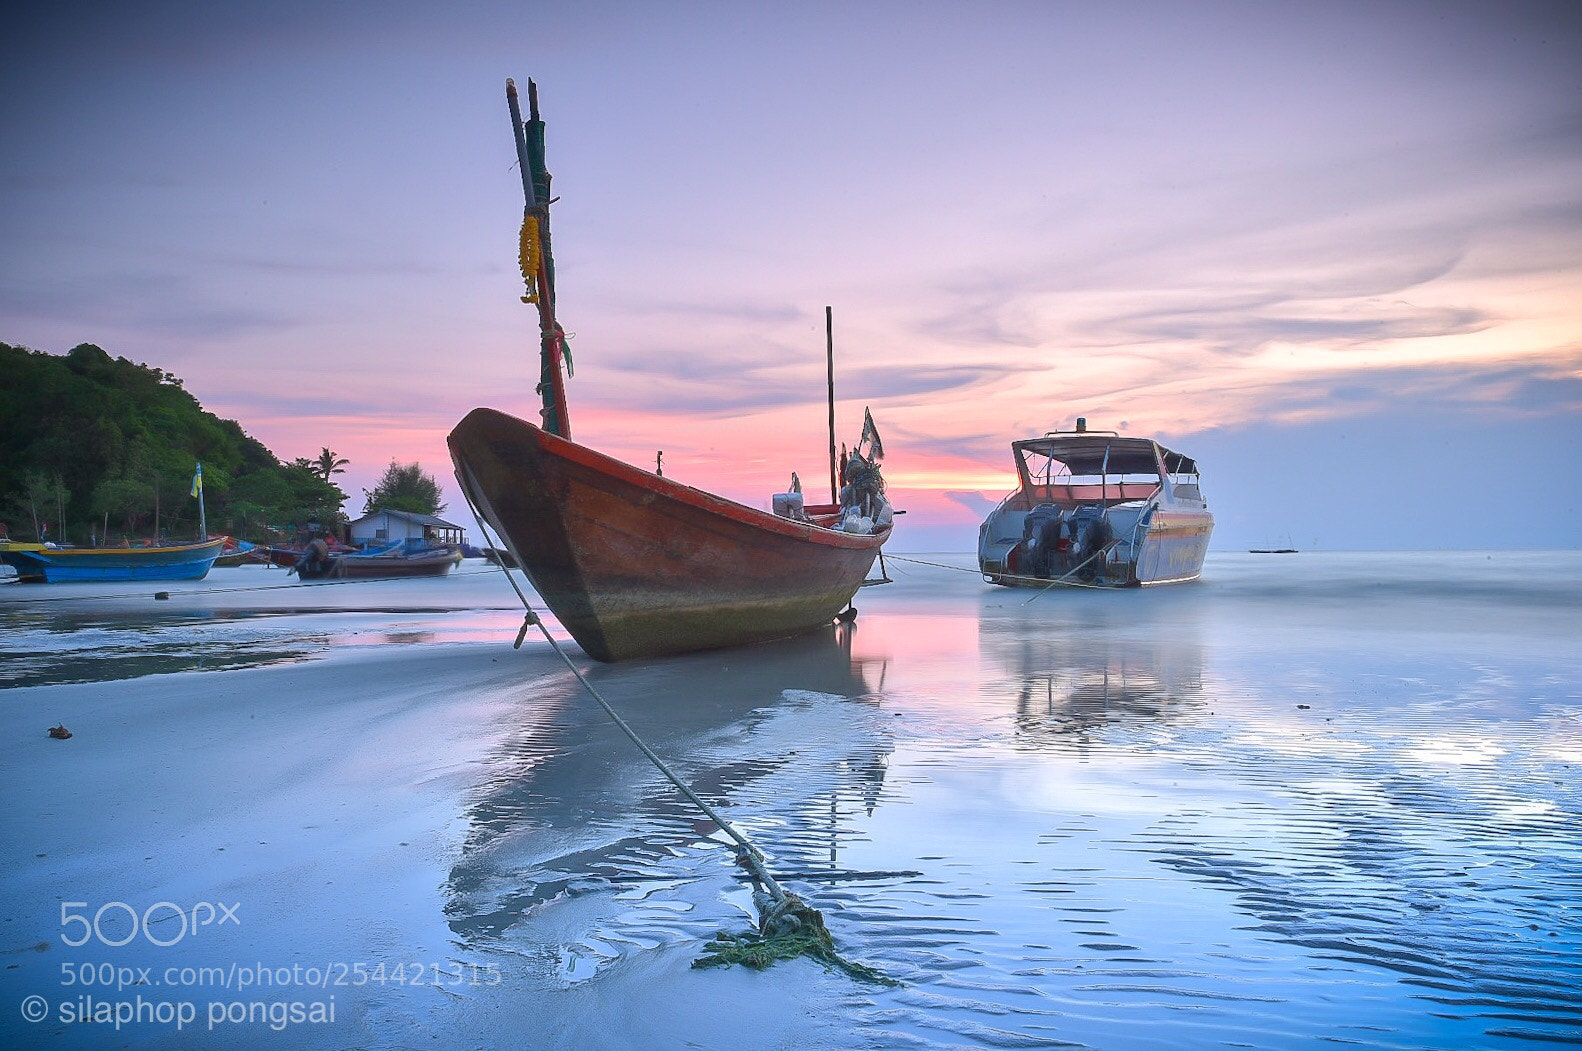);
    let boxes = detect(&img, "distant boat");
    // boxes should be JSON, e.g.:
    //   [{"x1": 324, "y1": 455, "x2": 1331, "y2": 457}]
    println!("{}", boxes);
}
[
  {"x1": 261, "y1": 536, "x2": 354, "y2": 569},
  {"x1": 292, "y1": 539, "x2": 463, "y2": 580},
  {"x1": 0, "y1": 539, "x2": 43, "y2": 581},
  {"x1": 447, "y1": 79, "x2": 892, "y2": 662},
  {"x1": 211, "y1": 537, "x2": 262, "y2": 567},
  {"x1": 1249, "y1": 534, "x2": 1298, "y2": 553},
  {"x1": 259, "y1": 545, "x2": 300, "y2": 569},
  {"x1": 978, "y1": 421, "x2": 1213, "y2": 588},
  {"x1": 479, "y1": 546, "x2": 518, "y2": 569},
  {"x1": 0, "y1": 537, "x2": 226, "y2": 583}
]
